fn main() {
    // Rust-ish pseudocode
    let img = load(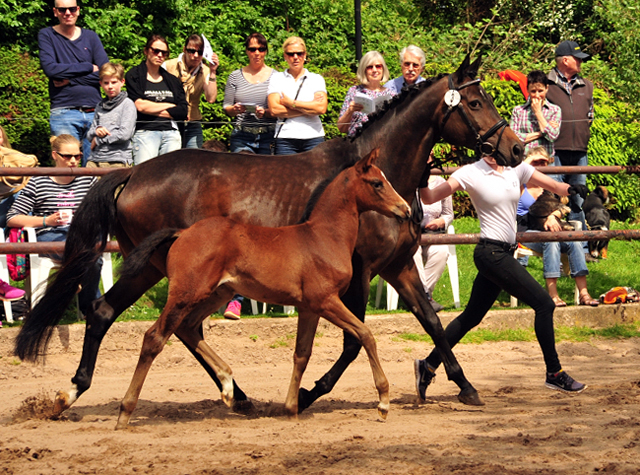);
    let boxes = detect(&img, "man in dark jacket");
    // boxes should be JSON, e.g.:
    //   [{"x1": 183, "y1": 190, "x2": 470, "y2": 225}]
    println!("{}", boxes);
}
[
  {"x1": 547, "y1": 40, "x2": 594, "y2": 248},
  {"x1": 38, "y1": 0, "x2": 109, "y2": 165}
]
